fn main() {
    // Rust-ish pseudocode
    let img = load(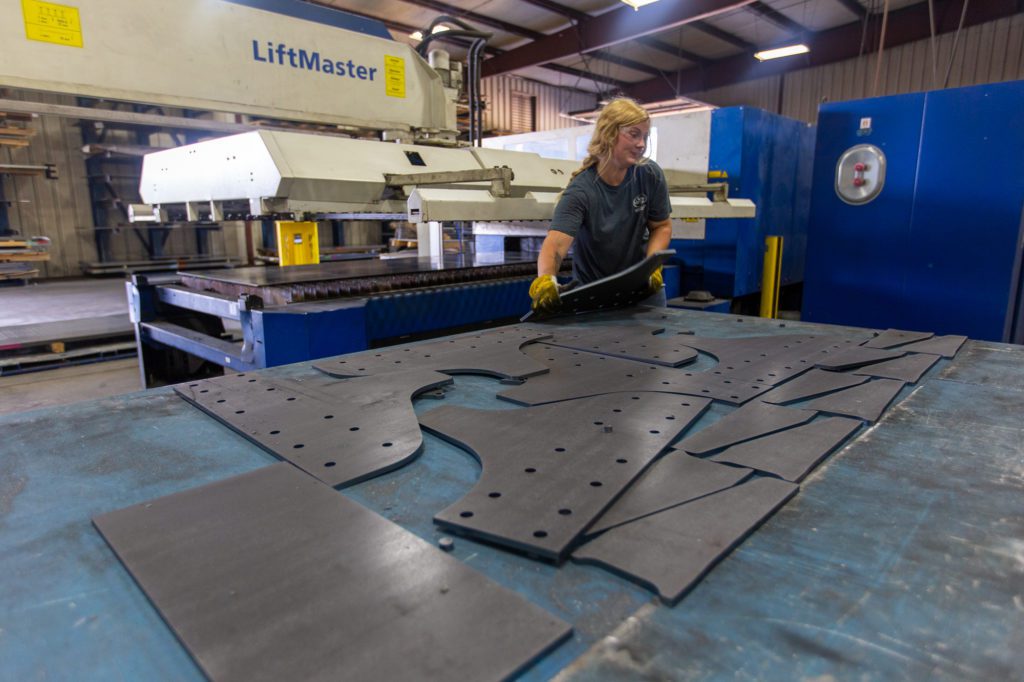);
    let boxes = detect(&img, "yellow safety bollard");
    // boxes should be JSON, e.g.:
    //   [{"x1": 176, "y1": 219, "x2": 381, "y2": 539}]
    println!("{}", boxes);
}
[
  {"x1": 760, "y1": 235, "x2": 783, "y2": 319},
  {"x1": 275, "y1": 221, "x2": 320, "y2": 266}
]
